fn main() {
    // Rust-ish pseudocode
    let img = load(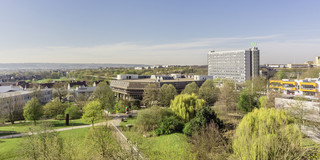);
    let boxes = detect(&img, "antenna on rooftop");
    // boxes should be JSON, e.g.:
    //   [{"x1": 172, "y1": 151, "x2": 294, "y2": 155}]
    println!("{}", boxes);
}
[{"x1": 251, "y1": 42, "x2": 257, "y2": 47}]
